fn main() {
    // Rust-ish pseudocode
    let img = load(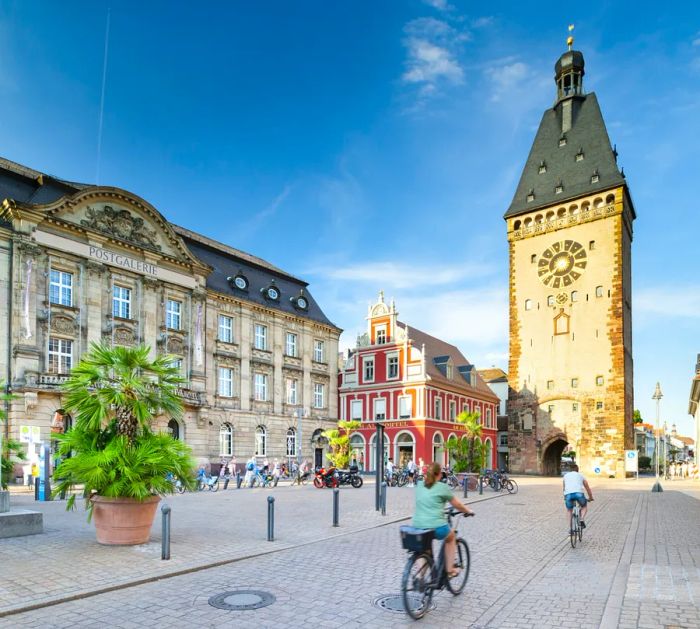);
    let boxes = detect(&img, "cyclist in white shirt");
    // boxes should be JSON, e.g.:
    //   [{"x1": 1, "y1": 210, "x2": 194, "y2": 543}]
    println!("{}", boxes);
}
[{"x1": 563, "y1": 464, "x2": 594, "y2": 532}]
